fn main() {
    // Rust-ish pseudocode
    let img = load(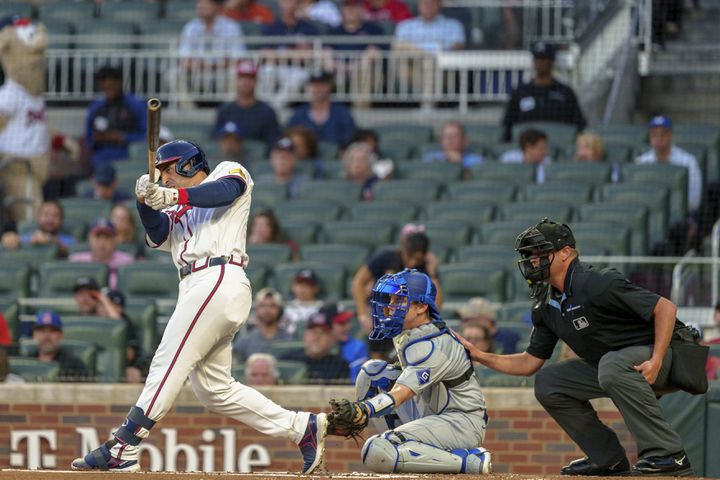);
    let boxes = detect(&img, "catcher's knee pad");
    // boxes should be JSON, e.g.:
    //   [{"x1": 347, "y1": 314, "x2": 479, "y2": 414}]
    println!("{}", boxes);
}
[
  {"x1": 361, "y1": 433, "x2": 399, "y2": 473},
  {"x1": 355, "y1": 360, "x2": 402, "y2": 401}
]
